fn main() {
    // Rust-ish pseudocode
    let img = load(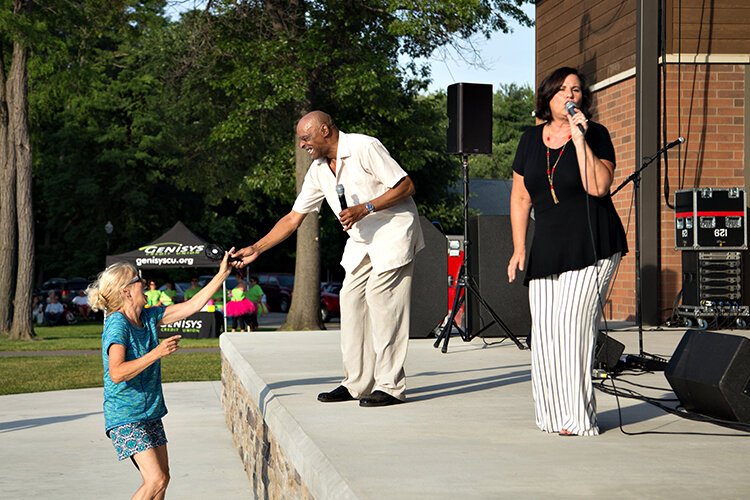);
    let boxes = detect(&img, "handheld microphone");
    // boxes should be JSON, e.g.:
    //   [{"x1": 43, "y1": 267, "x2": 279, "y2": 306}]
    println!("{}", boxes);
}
[
  {"x1": 665, "y1": 136, "x2": 685, "y2": 151},
  {"x1": 336, "y1": 184, "x2": 348, "y2": 210},
  {"x1": 565, "y1": 101, "x2": 586, "y2": 134},
  {"x1": 204, "y1": 244, "x2": 241, "y2": 262}
]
